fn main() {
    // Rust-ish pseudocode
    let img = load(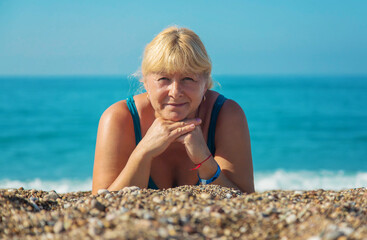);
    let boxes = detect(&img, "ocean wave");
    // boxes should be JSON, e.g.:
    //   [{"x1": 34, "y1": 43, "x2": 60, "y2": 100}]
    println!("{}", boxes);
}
[
  {"x1": 255, "y1": 170, "x2": 367, "y2": 191},
  {"x1": 1, "y1": 170, "x2": 366, "y2": 193},
  {"x1": 0, "y1": 178, "x2": 93, "y2": 193}
]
